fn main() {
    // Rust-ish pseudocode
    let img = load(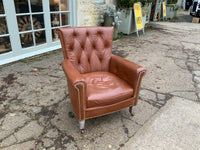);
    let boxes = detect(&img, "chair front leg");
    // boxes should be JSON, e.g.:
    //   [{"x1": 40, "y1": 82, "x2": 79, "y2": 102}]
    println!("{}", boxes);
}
[
  {"x1": 79, "y1": 120, "x2": 85, "y2": 134},
  {"x1": 129, "y1": 106, "x2": 136, "y2": 116}
]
